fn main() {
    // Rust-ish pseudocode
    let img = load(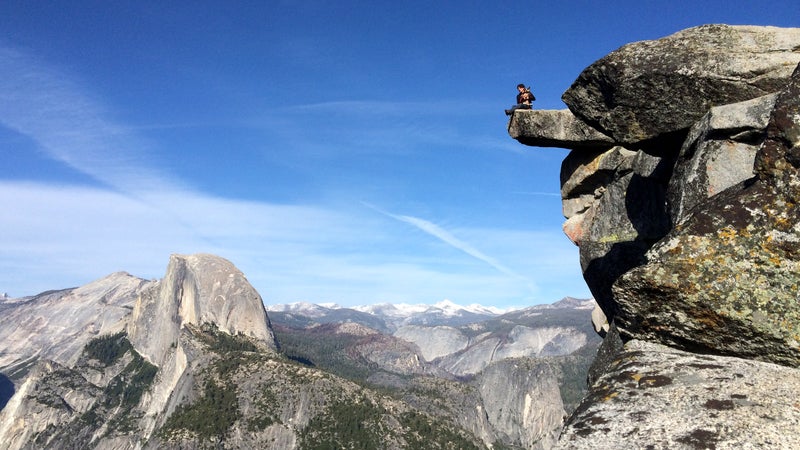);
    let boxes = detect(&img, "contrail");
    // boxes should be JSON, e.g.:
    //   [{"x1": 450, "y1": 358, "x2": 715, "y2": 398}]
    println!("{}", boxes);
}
[{"x1": 363, "y1": 202, "x2": 532, "y2": 284}]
